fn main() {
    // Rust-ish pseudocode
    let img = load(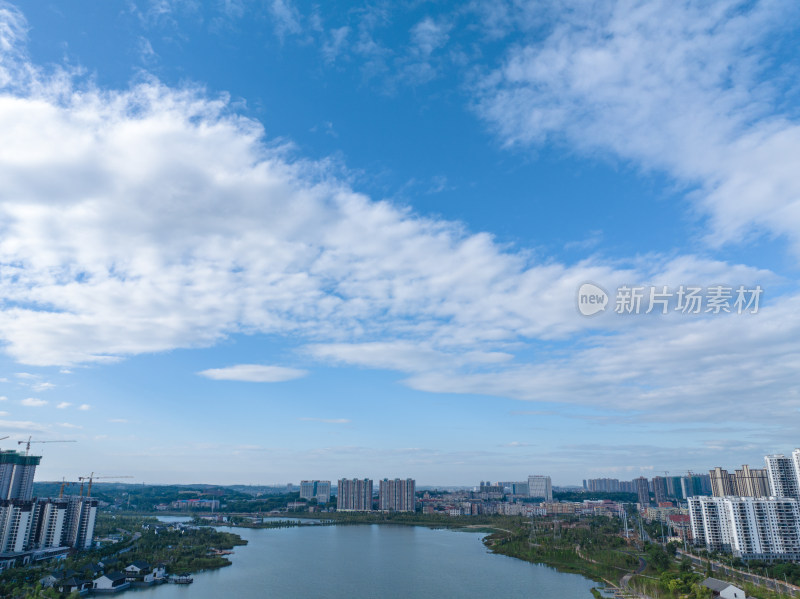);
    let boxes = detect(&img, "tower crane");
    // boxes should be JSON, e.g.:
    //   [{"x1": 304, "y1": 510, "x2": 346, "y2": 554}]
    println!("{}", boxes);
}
[
  {"x1": 37, "y1": 478, "x2": 78, "y2": 498},
  {"x1": 17, "y1": 436, "x2": 76, "y2": 456},
  {"x1": 78, "y1": 473, "x2": 134, "y2": 498}
]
